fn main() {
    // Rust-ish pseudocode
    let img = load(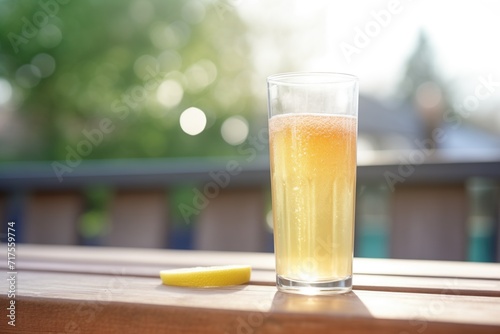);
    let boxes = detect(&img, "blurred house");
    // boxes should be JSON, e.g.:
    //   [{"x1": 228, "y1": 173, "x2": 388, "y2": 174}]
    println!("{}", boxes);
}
[
  {"x1": 358, "y1": 94, "x2": 500, "y2": 154},
  {"x1": 356, "y1": 92, "x2": 500, "y2": 262},
  {"x1": 358, "y1": 95, "x2": 423, "y2": 151}
]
